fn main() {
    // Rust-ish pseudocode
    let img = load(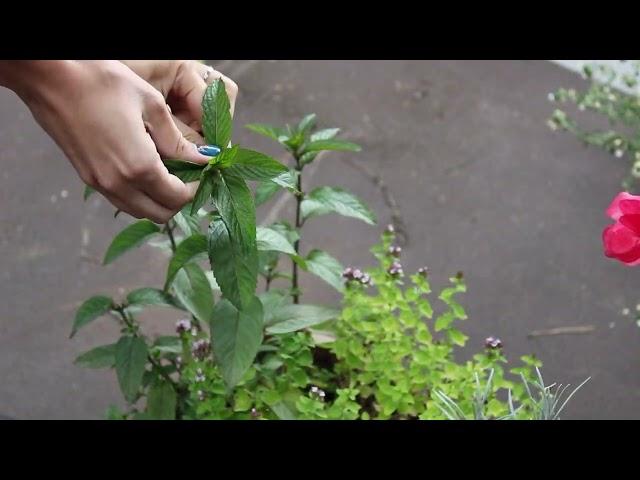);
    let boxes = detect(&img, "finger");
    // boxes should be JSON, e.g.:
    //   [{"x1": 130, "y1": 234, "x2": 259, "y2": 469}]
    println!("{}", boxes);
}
[
  {"x1": 173, "y1": 114, "x2": 206, "y2": 145},
  {"x1": 104, "y1": 185, "x2": 175, "y2": 224},
  {"x1": 143, "y1": 92, "x2": 218, "y2": 165}
]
